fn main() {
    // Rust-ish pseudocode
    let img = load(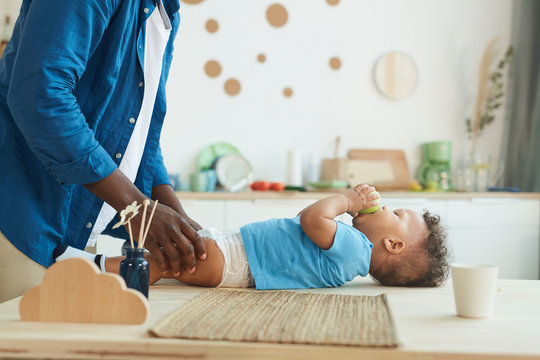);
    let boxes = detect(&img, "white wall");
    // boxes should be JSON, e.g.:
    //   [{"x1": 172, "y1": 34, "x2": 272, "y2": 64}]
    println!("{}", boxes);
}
[
  {"x1": 162, "y1": 0, "x2": 513, "y2": 185},
  {"x1": 0, "y1": 0, "x2": 20, "y2": 25},
  {"x1": 2, "y1": 0, "x2": 513, "y2": 186}
]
